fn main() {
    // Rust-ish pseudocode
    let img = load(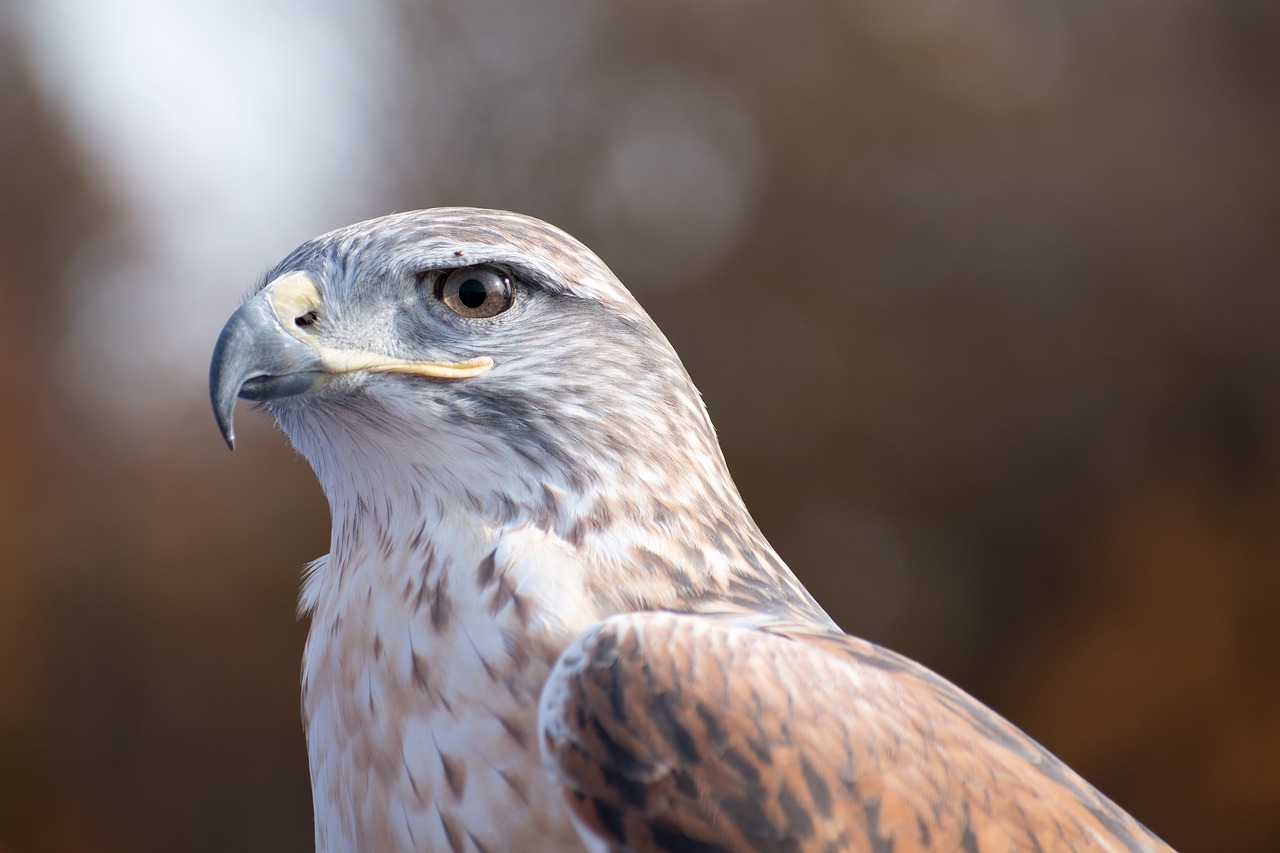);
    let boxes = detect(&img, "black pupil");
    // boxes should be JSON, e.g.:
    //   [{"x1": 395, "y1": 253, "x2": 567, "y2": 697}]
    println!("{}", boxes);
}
[{"x1": 458, "y1": 277, "x2": 488, "y2": 309}]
